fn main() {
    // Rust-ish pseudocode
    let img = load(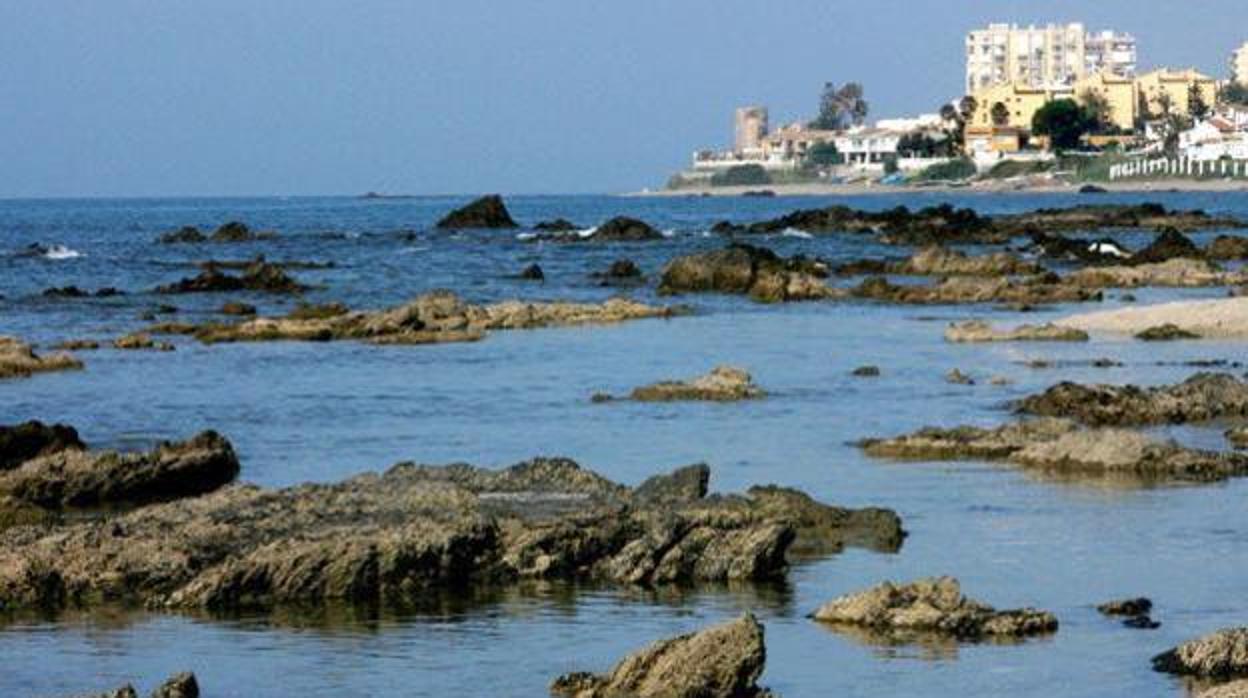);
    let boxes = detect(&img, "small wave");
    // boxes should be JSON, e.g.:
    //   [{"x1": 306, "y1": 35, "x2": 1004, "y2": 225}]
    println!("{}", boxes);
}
[
  {"x1": 577, "y1": 227, "x2": 599, "y2": 239},
  {"x1": 660, "y1": 229, "x2": 677, "y2": 238},
  {"x1": 515, "y1": 232, "x2": 538, "y2": 242},
  {"x1": 44, "y1": 244, "x2": 84, "y2": 260},
  {"x1": 780, "y1": 228, "x2": 813, "y2": 239}
]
